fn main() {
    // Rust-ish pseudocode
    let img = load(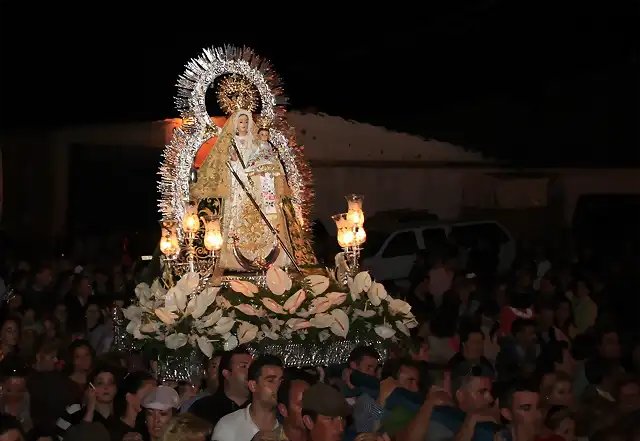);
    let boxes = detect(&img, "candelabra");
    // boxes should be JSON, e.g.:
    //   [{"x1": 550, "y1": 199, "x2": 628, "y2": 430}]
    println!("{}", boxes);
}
[
  {"x1": 159, "y1": 200, "x2": 223, "y2": 277},
  {"x1": 333, "y1": 194, "x2": 367, "y2": 280}
]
